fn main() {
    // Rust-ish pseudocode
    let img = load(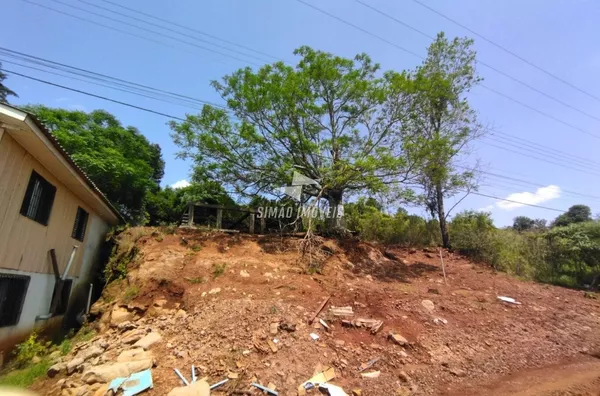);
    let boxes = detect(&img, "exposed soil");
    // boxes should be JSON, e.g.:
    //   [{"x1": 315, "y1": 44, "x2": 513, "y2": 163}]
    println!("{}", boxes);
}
[{"x1": 30, "y1": 229, "x2": 600, "y2": 395}]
